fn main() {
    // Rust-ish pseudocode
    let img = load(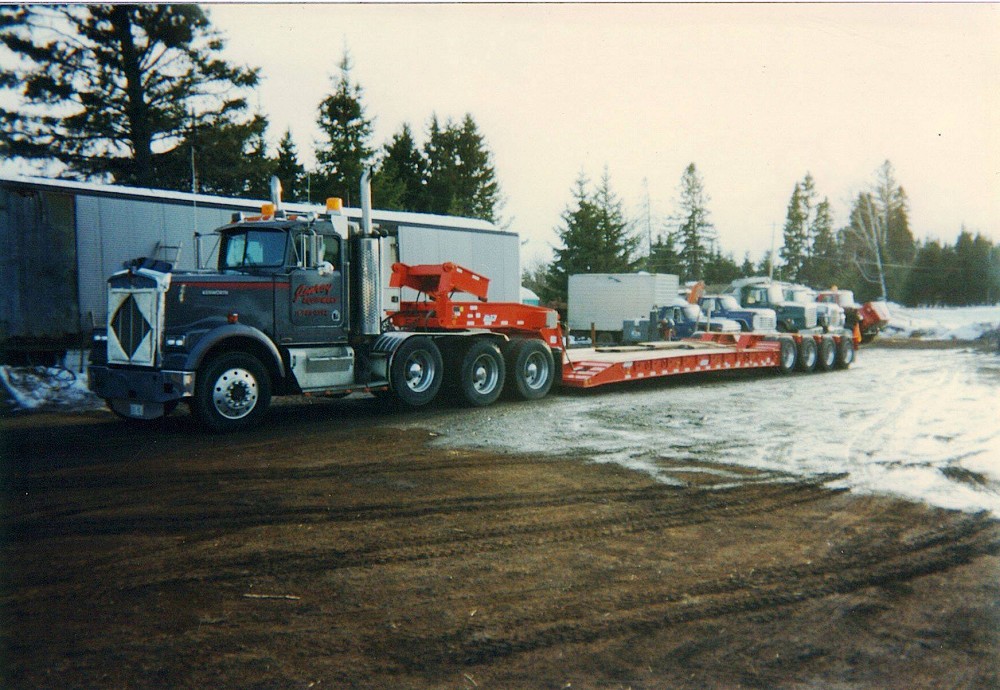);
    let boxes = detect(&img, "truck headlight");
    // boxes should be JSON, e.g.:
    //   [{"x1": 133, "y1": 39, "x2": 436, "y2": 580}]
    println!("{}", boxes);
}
[{"x1": 165, "y1": 335, "x2": 187, "y2": 349}]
